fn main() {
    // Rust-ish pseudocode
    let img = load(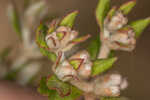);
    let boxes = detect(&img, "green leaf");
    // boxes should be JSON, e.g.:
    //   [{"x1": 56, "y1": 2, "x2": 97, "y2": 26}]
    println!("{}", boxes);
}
[
  {"x1": 87, "y1": 36, "x2": 101, "y2": 60},
  {"x1": 46, "y1": 75, "x2": 83, "y2": 100},
  {"x1": 60, "y1": 11, "x2": 78, "y2": 28},
  {"x1": 47, "y1": 75, "x2": 71, "y2": 97},
  {"x1": 92, "y1": 57, "x2": 117, "y2": 76},
  {"x1": 36, "y1": 24, "x2": 57, "y2": 62},
  {"x1": 7, "y1": 3, "x2": 22, "y2": 39},
  {"x1": 69, "y1": 59, "x2": 82, "y2": 69},
  {"x1": 48, "y1": 85, "x2": 82, "y2": 100},
  {"x1": 101, "y1": 97, "x2": 129, "y2": 100},
  {"x1": 119, "y1": 0, "x2": 136, "y2": 15},
  {"x1": 129, "y1": 17, "x2": 150, "y2": 38},
  {"x1": 39, "y1": 48, "x2": 56, "y2": 62},
  {"x1": 107, "y1": 6, "x2": 116, "y2": 18},
  {"x1": 38, "y1": 77, "x2": 53, "y2": 95},
  {"x1": 96, "y1": 0, "x2": 110, "y2": 29}
]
